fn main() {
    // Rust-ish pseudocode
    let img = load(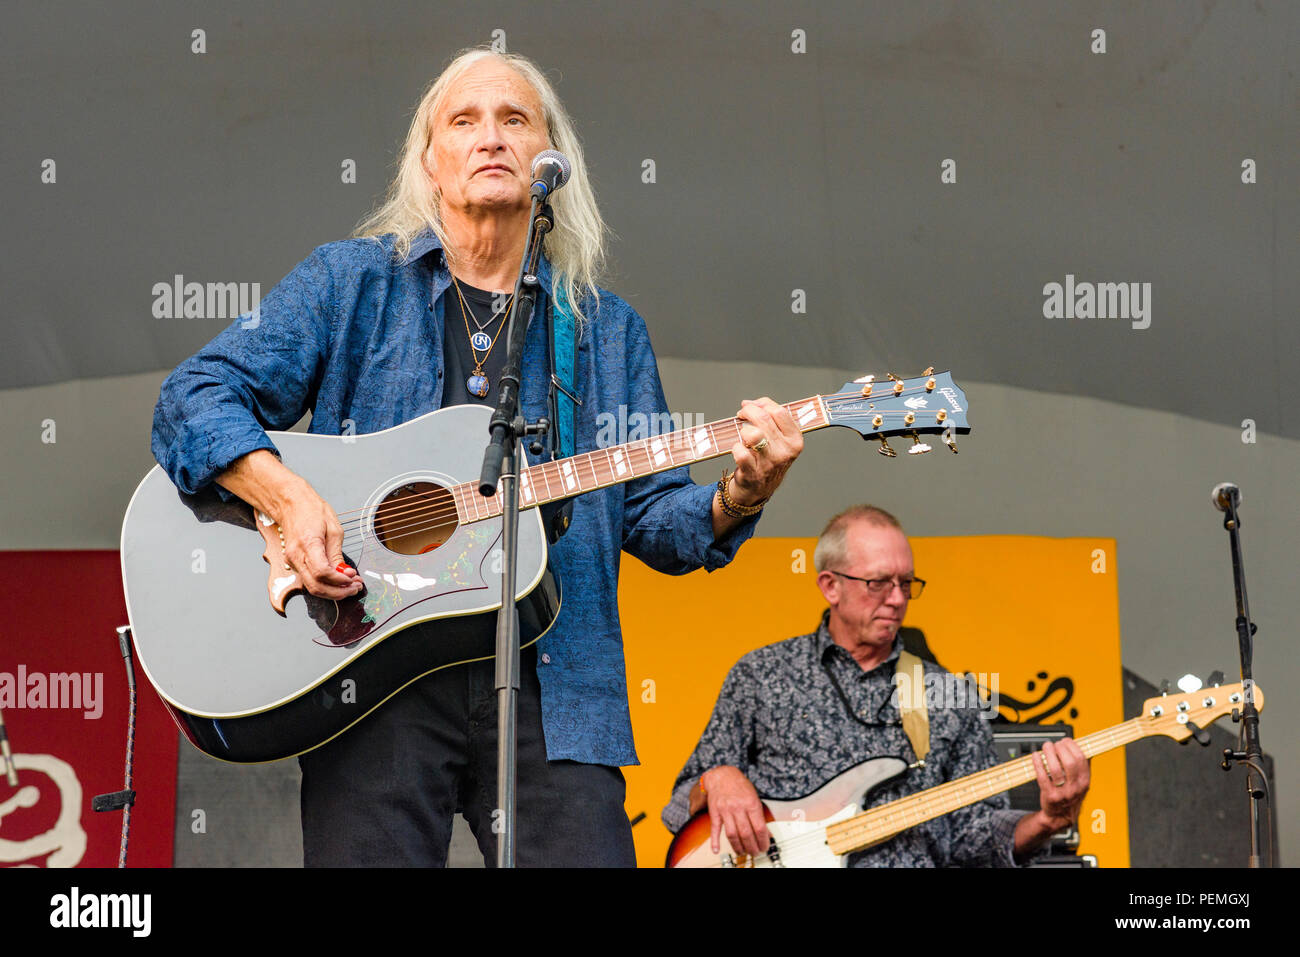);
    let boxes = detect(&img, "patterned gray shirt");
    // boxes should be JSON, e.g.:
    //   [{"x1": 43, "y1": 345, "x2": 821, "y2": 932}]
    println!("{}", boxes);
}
[{"x1": 662, "y1": 612, "x2": 1027, "y2": 867}]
